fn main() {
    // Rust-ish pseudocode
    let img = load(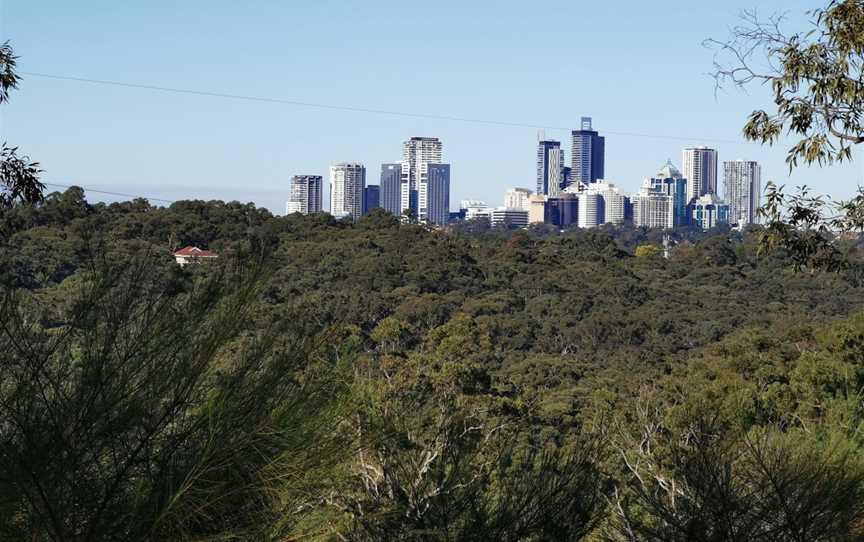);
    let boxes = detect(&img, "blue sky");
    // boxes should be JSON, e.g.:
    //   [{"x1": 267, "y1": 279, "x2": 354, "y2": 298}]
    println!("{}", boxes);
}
[{"x1": 2, "y1": 0, "x2": 861, "y2": 213}]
